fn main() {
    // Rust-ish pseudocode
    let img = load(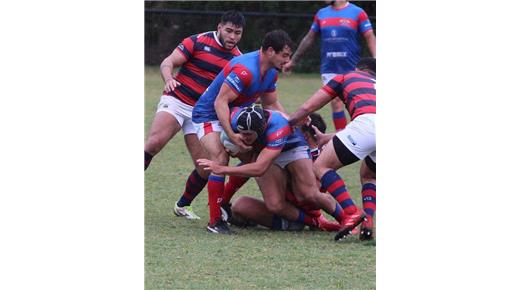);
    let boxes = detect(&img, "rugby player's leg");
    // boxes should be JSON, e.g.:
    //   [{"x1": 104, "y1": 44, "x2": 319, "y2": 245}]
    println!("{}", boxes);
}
[
  {"x1": 314, "y1": 137, "x2": 365, "y2": 239},
  {"x1": 172, "y1": 133, "x2": 208, "y2": 220},
  {"x1": 231, "y1": 196, "x2": 273, "y2": 228},
  {"x1": 331, "y1": 97, "x2": 347, "y2": 131},
  {"x1": 222, "y1": 151, "x2": 256, "y2": 203},
  {"x1": 200, "y1": 132, "x2": 230, "y2": 227},
  {"x1": 286, "y1": 158, "x2": 346, "y2": 224},
  {"x1": 144, "y1": 111, "x2": 181, "y2": 170},
  {"x1": 360, "y1": 157, "x2": 376, "y2": 240},
  {"x1": 256, "y1": 165, "x2": 317, "y2": 228}
]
